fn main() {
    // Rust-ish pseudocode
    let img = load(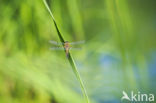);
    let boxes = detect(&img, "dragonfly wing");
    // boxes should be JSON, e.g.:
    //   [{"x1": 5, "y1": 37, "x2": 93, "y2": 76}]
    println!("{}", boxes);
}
[
  {"x1": 70, "y1": 40, "x2": 85, "y2": 45},
  {"x1": 50, "y1": 47, "x2": 64, "y2": 50},
  {"x1": 70, "y1": 47, "x2": 82, "y2": 50},
  {"x1": 49, "y1": 40, "x2": 63, "y2": 45}
]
